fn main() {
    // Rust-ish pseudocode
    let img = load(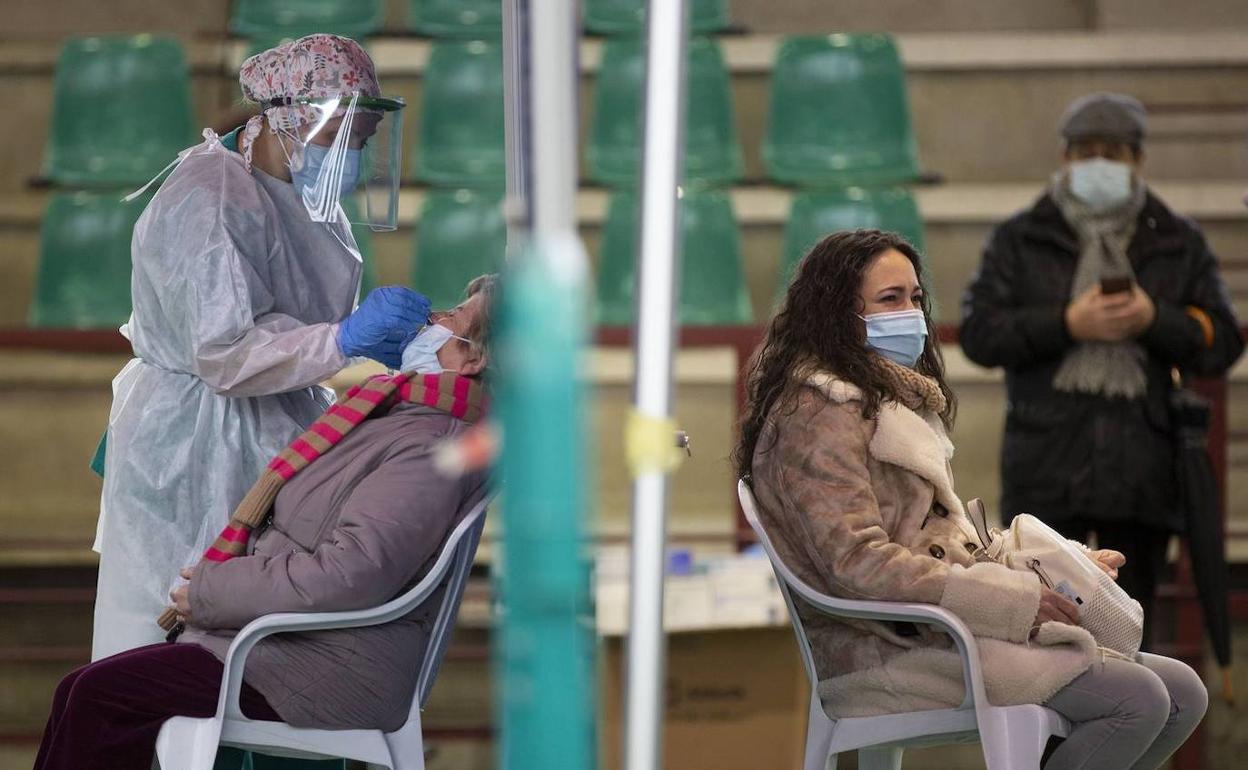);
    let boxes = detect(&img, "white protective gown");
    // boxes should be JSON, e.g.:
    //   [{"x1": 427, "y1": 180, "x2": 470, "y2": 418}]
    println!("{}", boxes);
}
[{"x1": 92, "y1": 130, "x2": 362, "y2": 659}]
